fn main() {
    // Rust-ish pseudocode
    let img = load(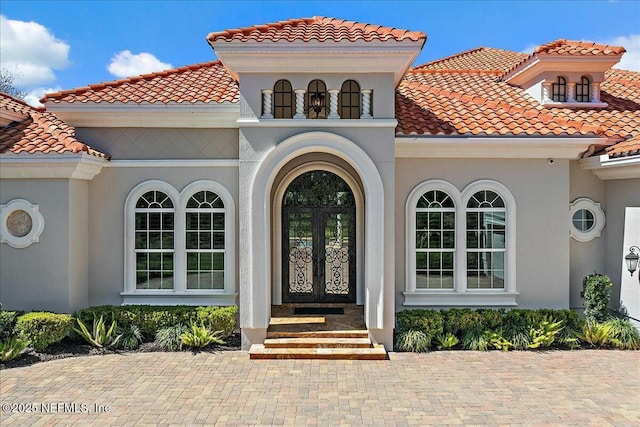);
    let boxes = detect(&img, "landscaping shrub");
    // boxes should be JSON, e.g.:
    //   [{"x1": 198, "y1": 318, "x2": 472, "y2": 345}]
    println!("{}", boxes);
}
[
  {"x1": 180, "y1": 323, "x2": 225, "y2": 348},
  {"x1": 583, "y1": 274, "x2": 612, "y2": 323},
  {"x1": 155, "y1": 324, "x2": 189, "y2": 351},
  {"x1": 461, "y1": 327, "x2": 490, "y2": 351},
  {"x1": 581, "y1": 321, "x2": 615, "y2": 348},
  {"x1": 434, "y1": 332, "x2": 459, "y2": 350},
  {"x1": 606, "y1": 318, "x2": 640, "y2": 350},
  {"x1": 74, "y1": 315, "x2": 122, "y2": 348},
  {"x1": 441, "y1": 309, "x2": 482, "y2": 336},
  {"x1": 395, "y1": 329, "x2": 431, "y2": 352},
  {"x1": 16, "y1": 312, "x2": 73, "y2": 351},
  {"x1": 0, "y1": 337, "x2": 29, "y2": 362},
  {"x1": 527, "y1": 317, "x2": 563, "y2": 349},
  {"x1": 396, "y1": 309, "x2": 443, "y2": 337},
  {"x1": 0, "y1": 310, "x2": 21, "y2": 341},
  {"x1": 115, "y1": 324, "x2": 143, "y2": 350}
]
